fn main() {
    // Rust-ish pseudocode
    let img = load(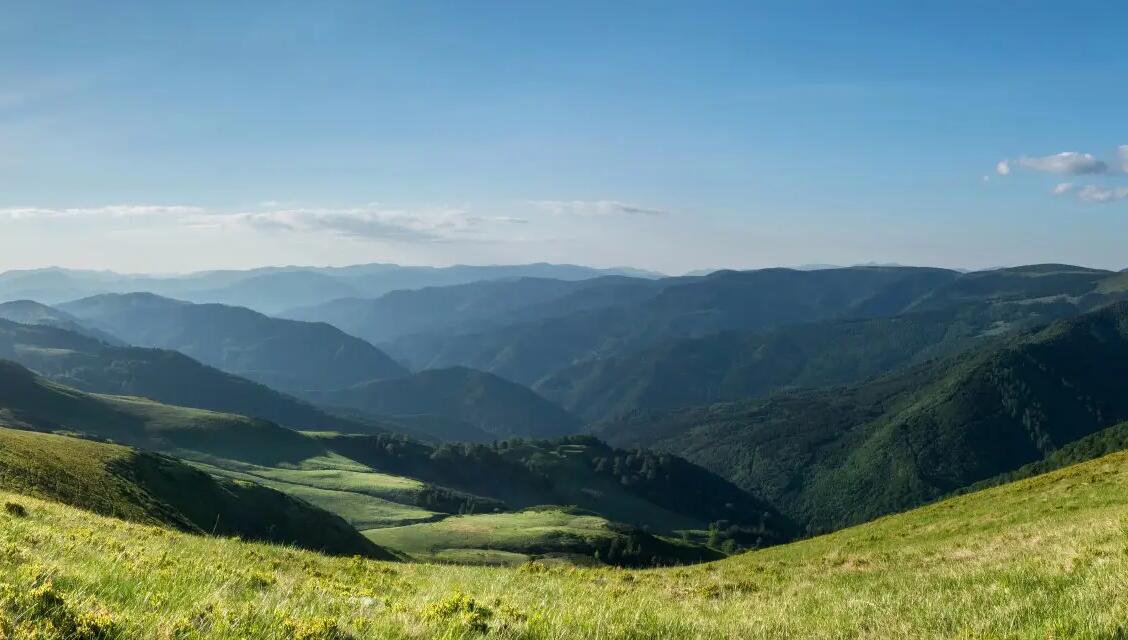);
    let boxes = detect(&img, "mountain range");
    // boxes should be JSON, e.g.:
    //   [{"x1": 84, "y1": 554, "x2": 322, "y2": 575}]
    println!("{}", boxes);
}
[
  {"x1": 0, "y1": 263, "x2": 660, "y2": 313},
  {"x1": 4, "y1": 261, "x2": 1128, "y2": 568}
]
